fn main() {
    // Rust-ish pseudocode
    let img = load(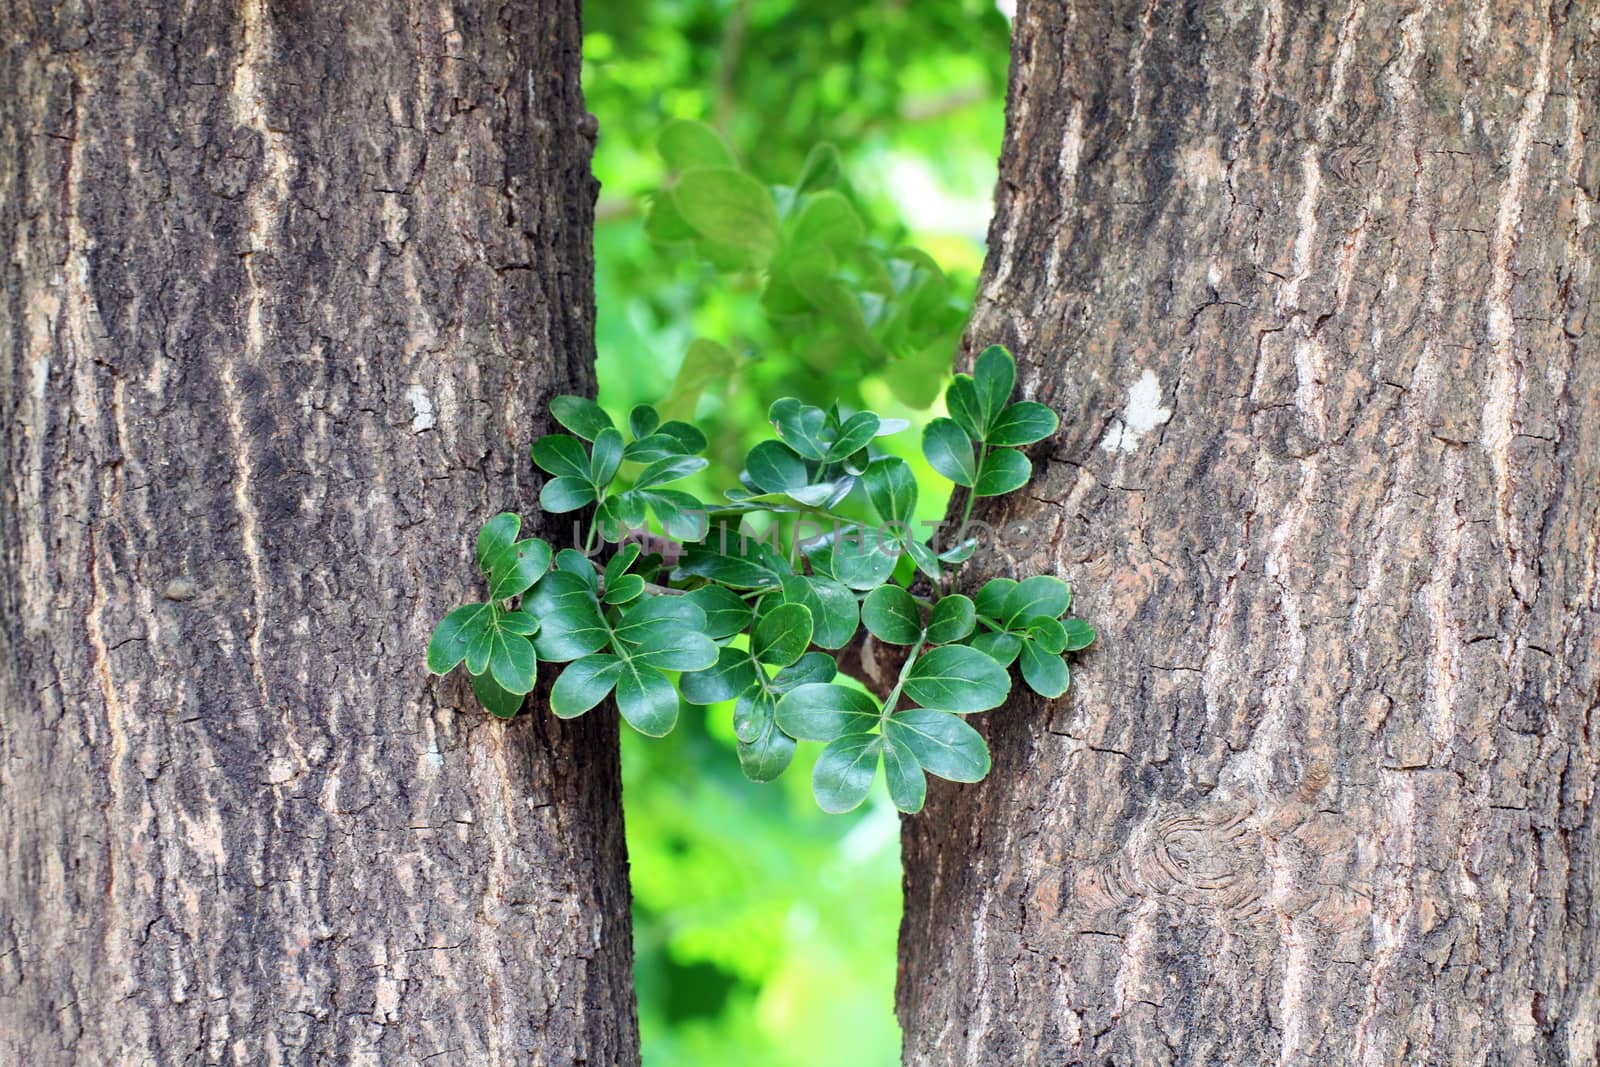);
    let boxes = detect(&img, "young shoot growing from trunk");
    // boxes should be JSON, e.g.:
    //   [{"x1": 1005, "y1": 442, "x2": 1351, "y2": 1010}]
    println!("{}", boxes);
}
[{"x1": 426, "y1": 344, "x2": 1094, "y2": 813}]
